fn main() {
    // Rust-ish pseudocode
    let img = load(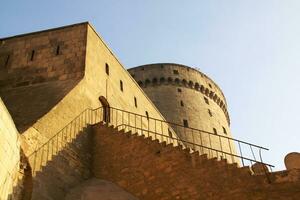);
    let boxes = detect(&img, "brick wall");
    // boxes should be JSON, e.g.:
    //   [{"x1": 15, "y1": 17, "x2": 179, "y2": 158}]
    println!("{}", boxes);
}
[{"x1": 92, "y1": 124, "x2": 300, "y2": 200}]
